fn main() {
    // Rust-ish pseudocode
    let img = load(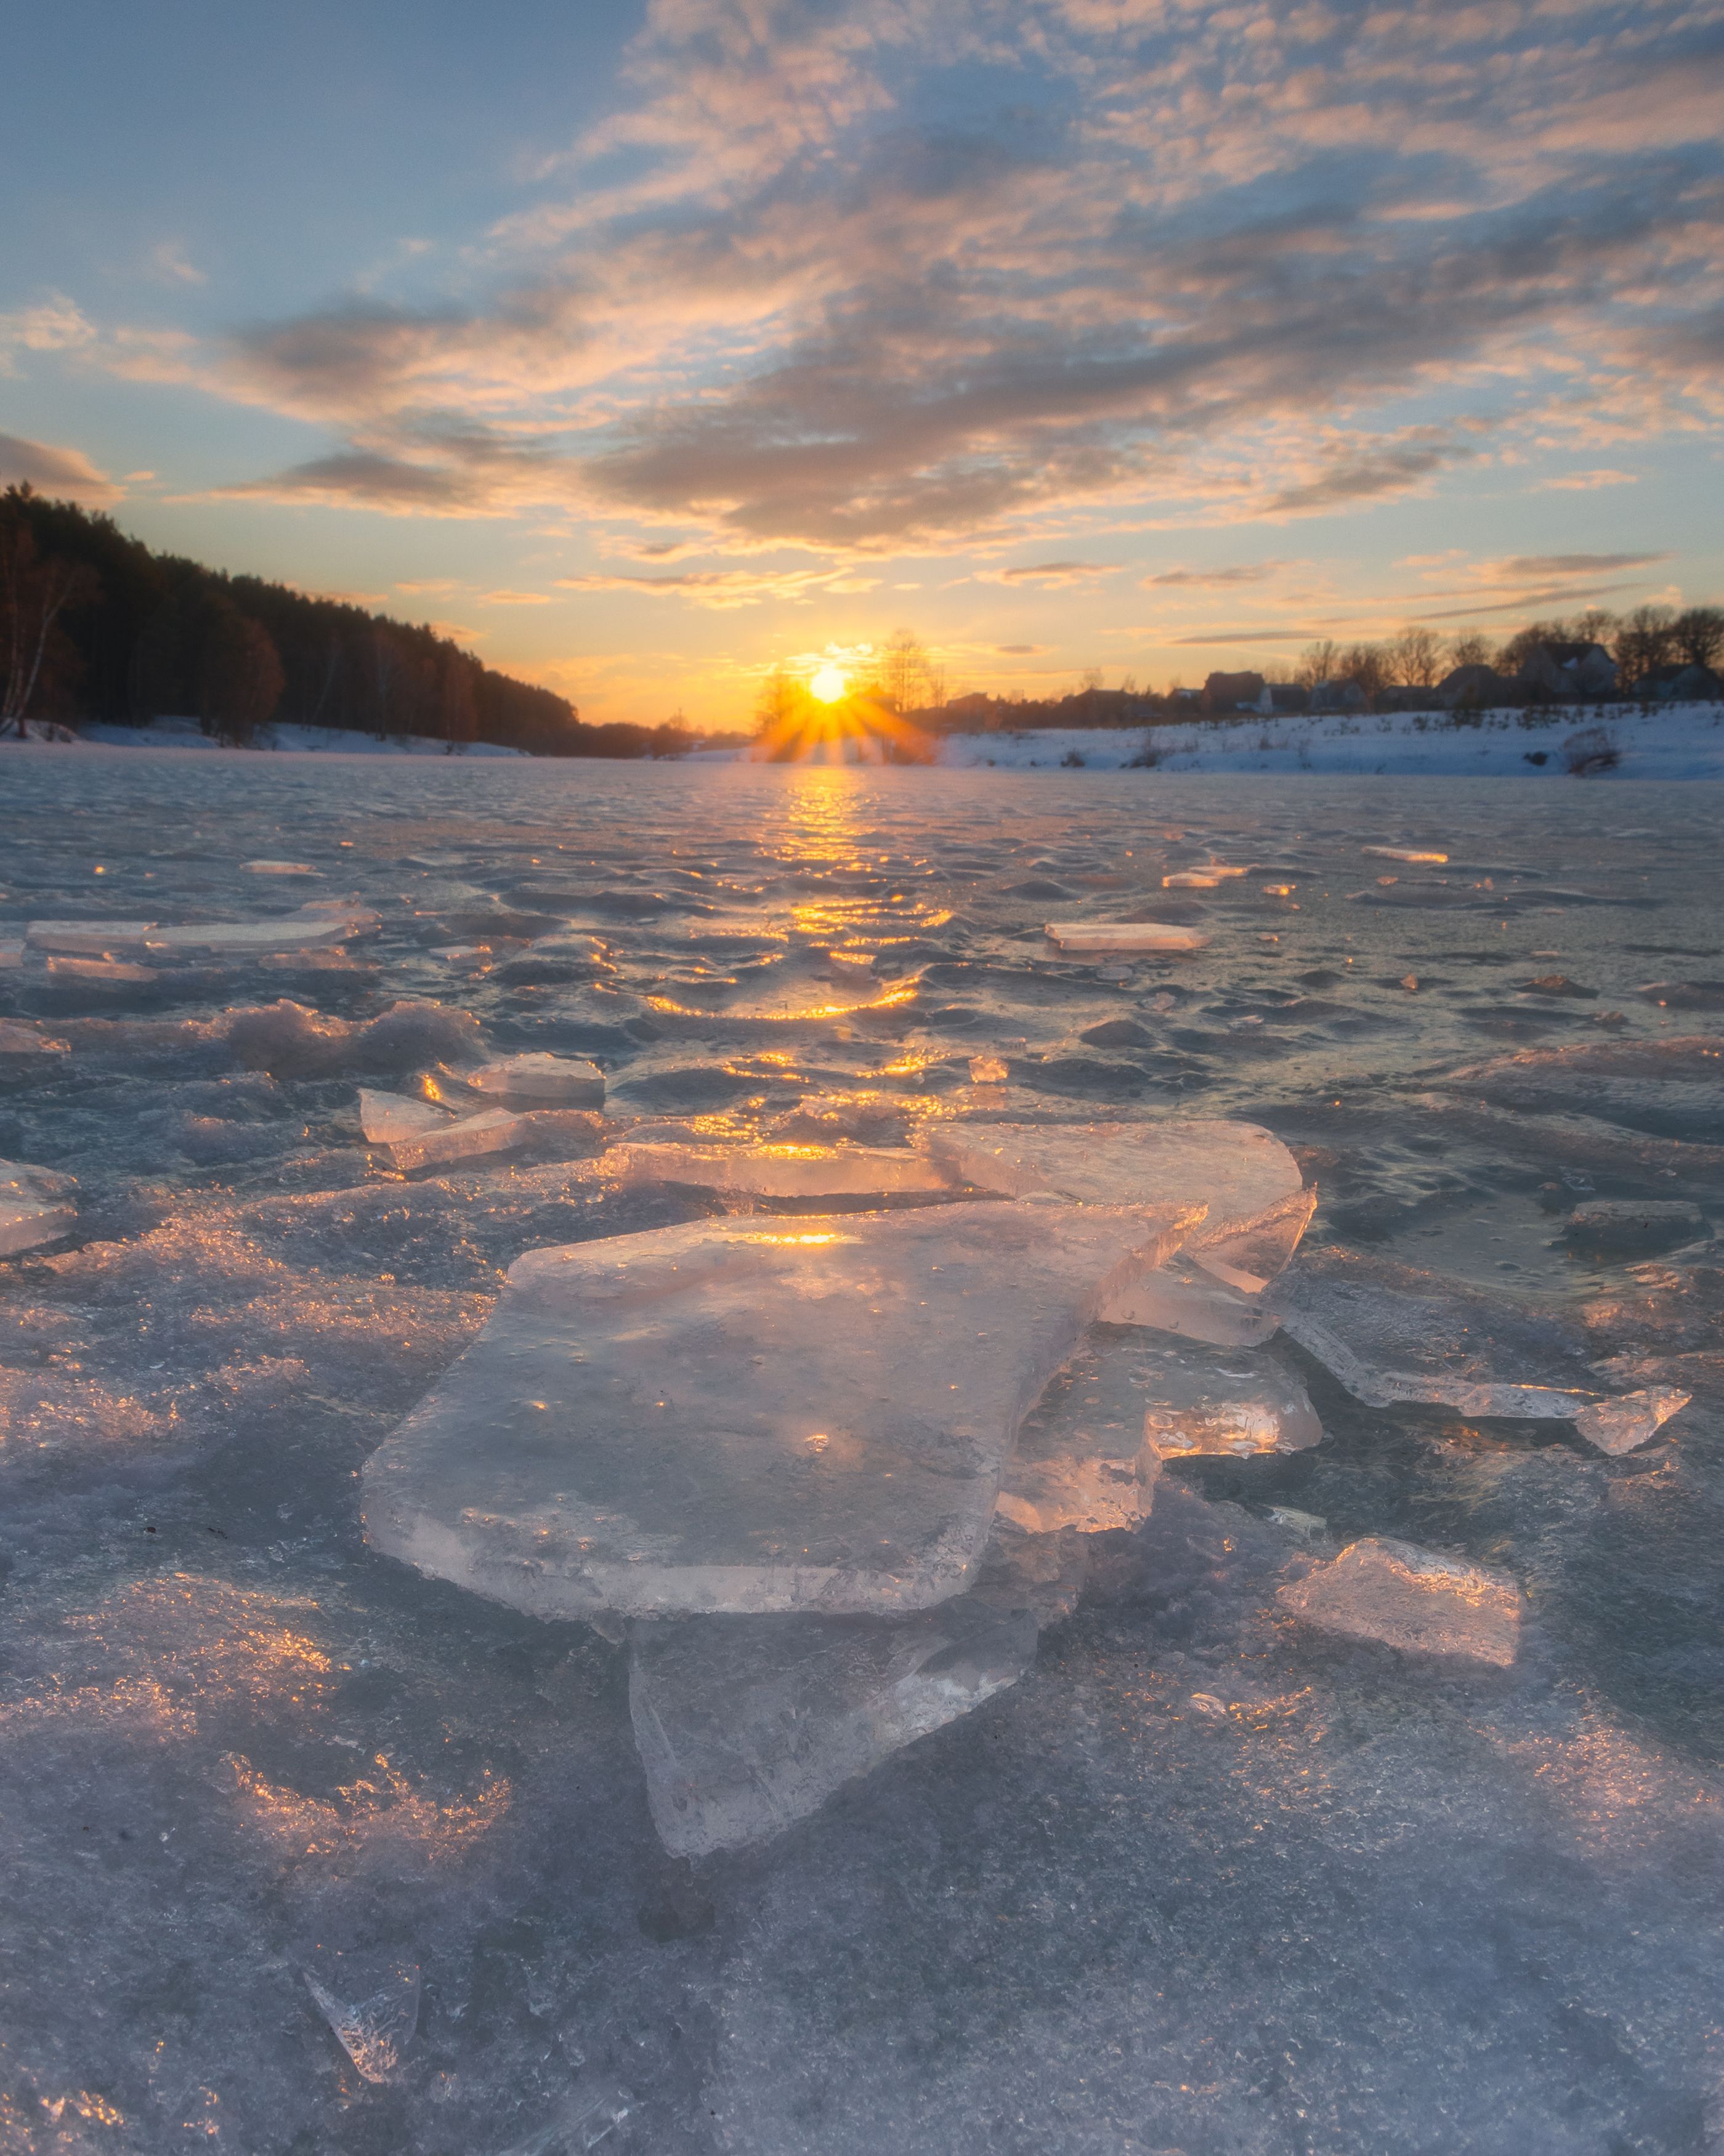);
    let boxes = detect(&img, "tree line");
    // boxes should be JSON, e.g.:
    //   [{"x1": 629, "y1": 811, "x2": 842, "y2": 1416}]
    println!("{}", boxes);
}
[
  {"x1": 0, "y1": 487, "x2": 701, "y2": 758},
  {"x1": 1284, "y1": 606, "x2": 1724, "y2": 698}
]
